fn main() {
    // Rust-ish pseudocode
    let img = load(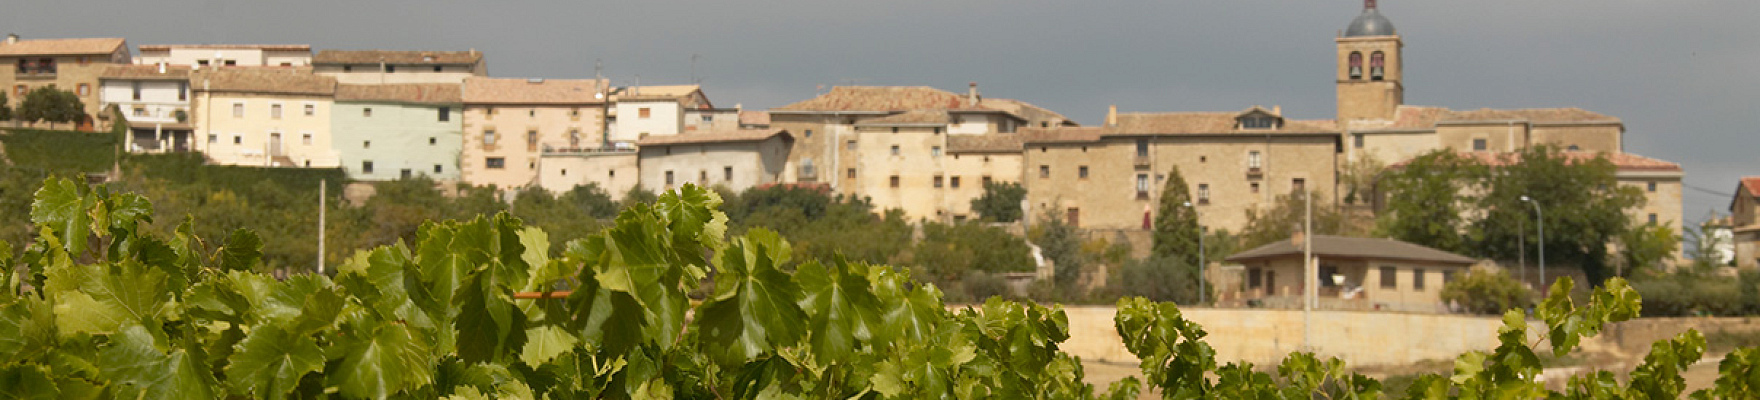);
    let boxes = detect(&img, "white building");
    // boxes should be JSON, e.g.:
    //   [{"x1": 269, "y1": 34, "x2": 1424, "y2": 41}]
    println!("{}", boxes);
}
[
  {"x1": 100, "y1": 64, "x2": 195, "y2": 152},
  {"x1": 135, "y1": 44, "x2": 312, "y2": 68},
  {"x1": 312, "y1": 50, "x2": 486, "y2": 85}
]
